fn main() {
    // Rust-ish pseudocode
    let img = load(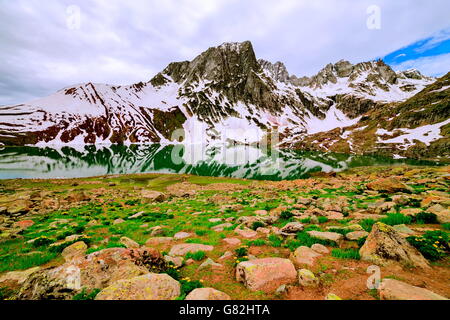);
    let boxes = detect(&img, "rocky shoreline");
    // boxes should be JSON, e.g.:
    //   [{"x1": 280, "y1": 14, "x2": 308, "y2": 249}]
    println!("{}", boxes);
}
[{"x1": 0, "y1": 165, "x2": 449, "y2": 300}]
